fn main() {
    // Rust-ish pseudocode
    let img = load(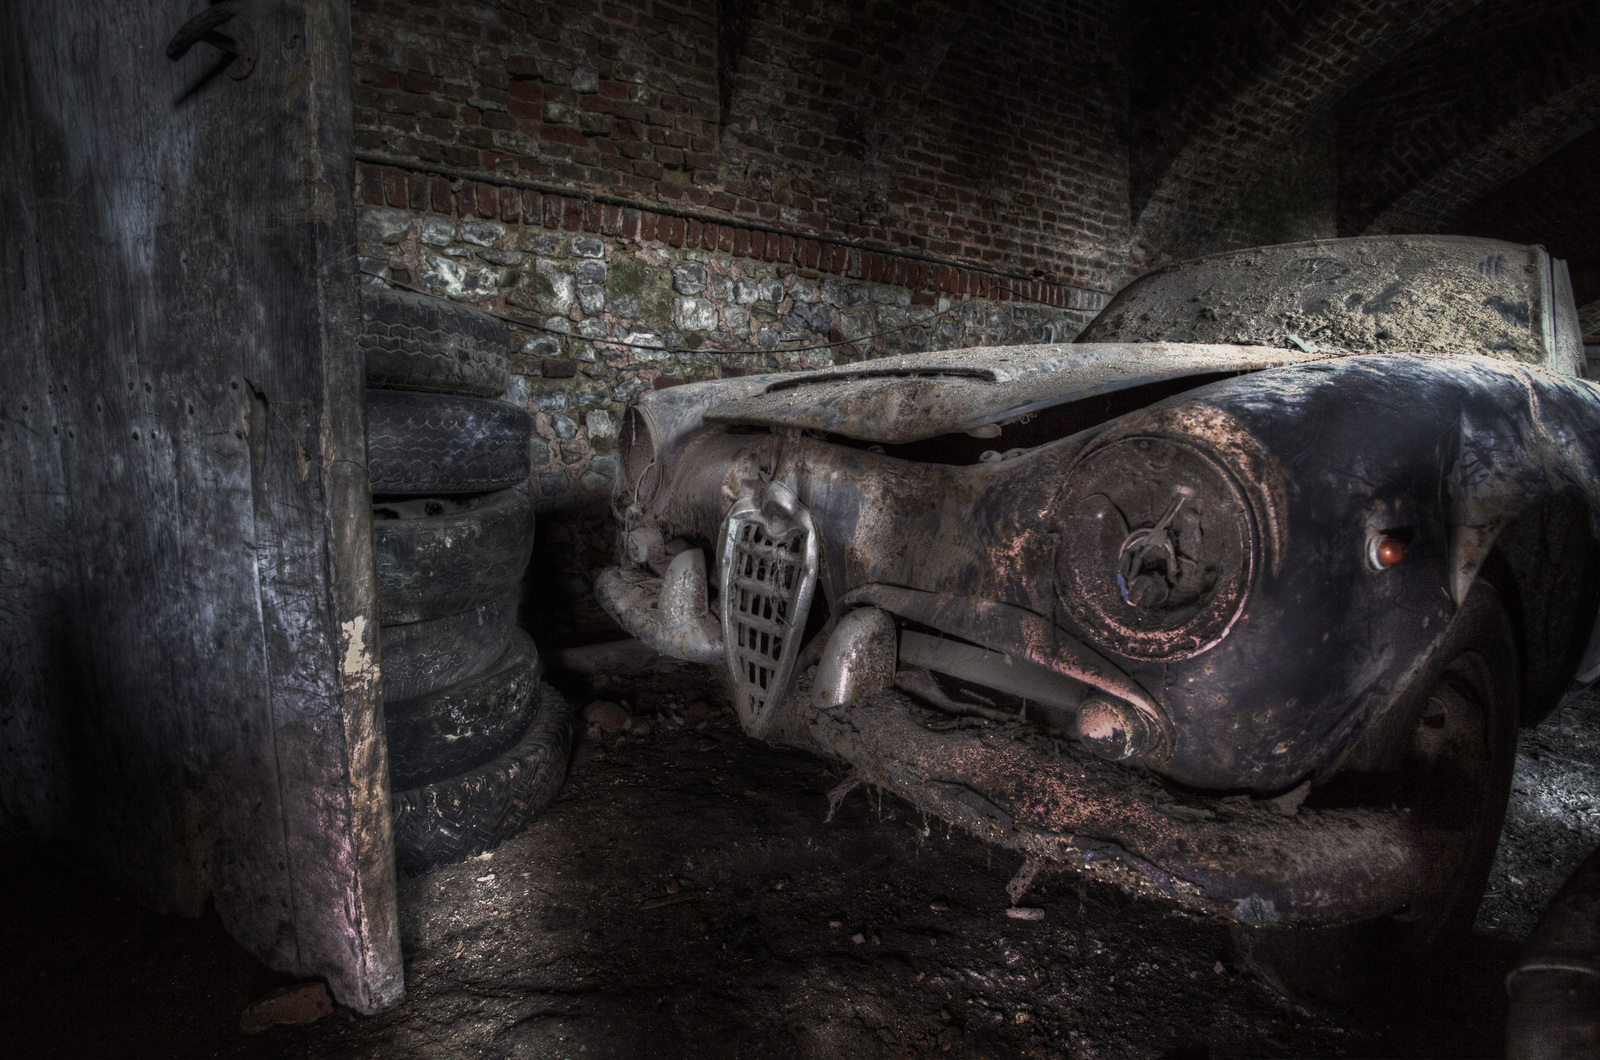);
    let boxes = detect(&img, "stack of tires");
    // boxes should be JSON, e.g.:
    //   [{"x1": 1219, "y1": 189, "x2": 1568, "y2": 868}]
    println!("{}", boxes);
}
[{"x1": 361, "y1": 287, "x2": 574, "y2": 874}]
